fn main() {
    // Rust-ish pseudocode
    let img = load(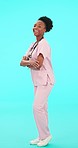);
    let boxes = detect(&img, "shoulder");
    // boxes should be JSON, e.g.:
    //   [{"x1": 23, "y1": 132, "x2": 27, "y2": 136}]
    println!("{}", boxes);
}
[
  {"x1": 38, "y1": 39, "x2": 51, "y2": 54},
  {"x1": 38, "y1": 38, "x2": 50, "y2": 48}
]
